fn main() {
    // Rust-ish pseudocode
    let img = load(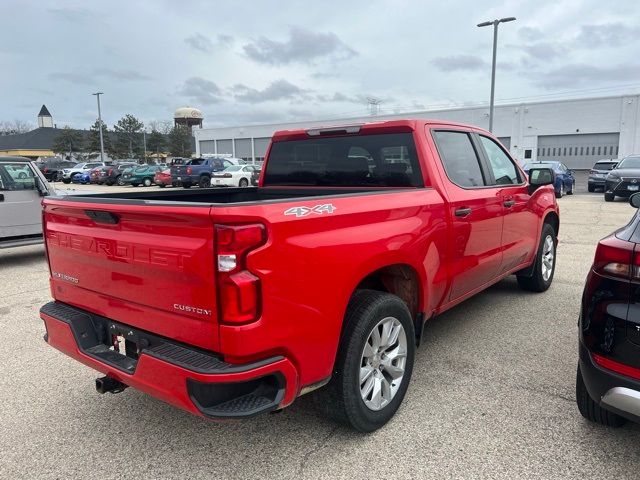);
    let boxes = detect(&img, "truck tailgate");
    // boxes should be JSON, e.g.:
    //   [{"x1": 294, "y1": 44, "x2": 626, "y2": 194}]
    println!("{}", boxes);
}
[{"x1": 43, "y1": 199, "x2": 219, "y2": 351}]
